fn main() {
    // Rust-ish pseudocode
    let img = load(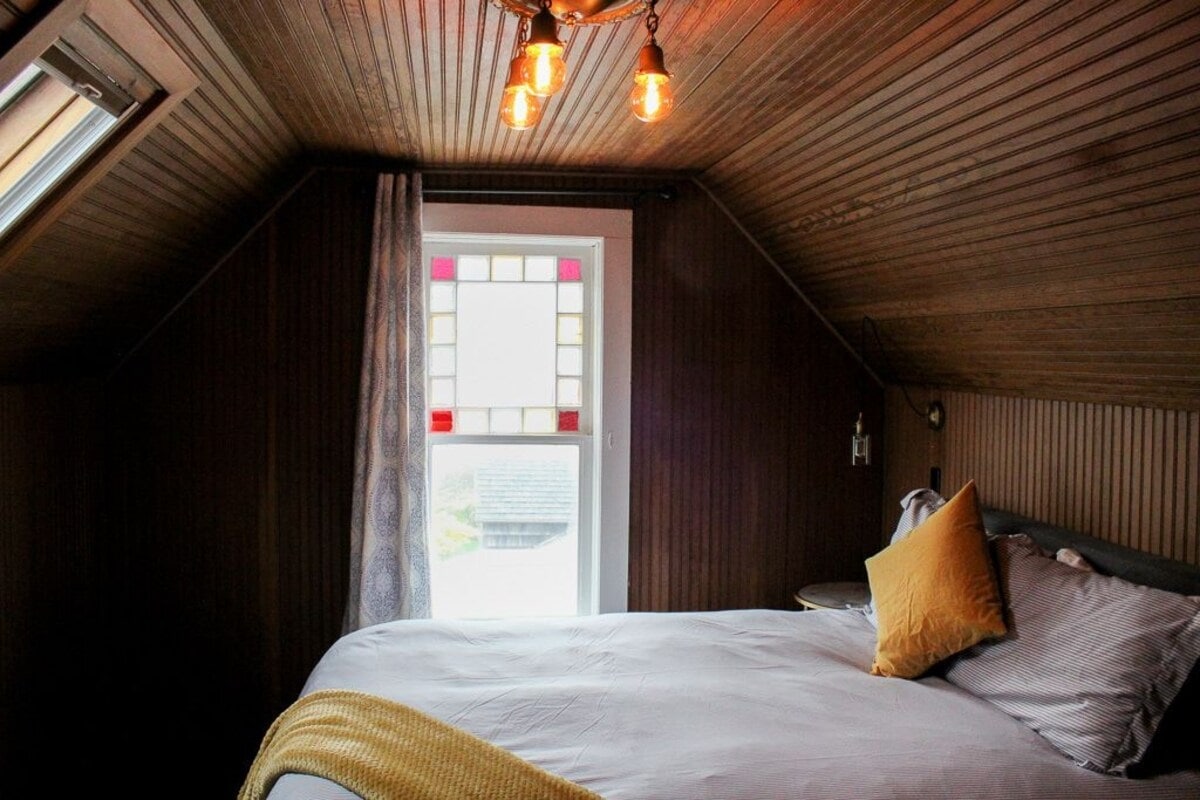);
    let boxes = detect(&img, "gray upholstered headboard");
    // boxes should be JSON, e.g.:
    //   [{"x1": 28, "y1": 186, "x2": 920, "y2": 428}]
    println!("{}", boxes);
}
[{"x1": 982, "y1": 507, "x2": 1200, "y2": 597}]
